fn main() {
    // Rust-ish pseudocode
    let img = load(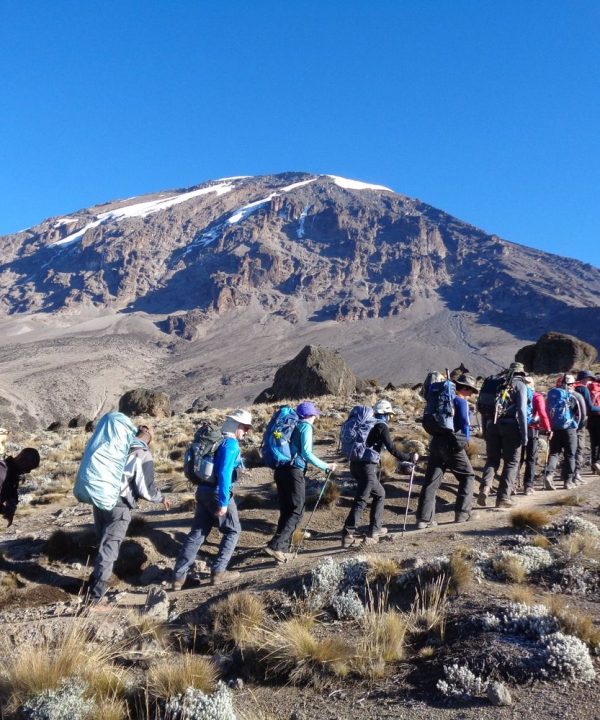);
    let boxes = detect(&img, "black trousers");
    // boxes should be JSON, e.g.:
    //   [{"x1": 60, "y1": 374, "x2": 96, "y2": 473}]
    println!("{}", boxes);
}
[
  {"x1": 416, "y1": 434, "x2": 475, "y2": 523},
  {"x1": 589, "y1": 414, "x2": 600, "y2": 466},
  {"x1": 523, "y1": 429, "x2": 539, "y2": 489},
  {"x1": 480, "y1": 421, "x2": 523, "y2": 500},
  {"x1": 575, "y1": 426, "x2": 586, "y2": 474},
  {"x1": 344, "y1": 461, "x2": 385, "y2": 536},
  {"x1": 546, "y1": 428, "x2": 577, "y2": 484},
  {"x1": 269, "y1": 465, "x2": 305, "y2": 551}
]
